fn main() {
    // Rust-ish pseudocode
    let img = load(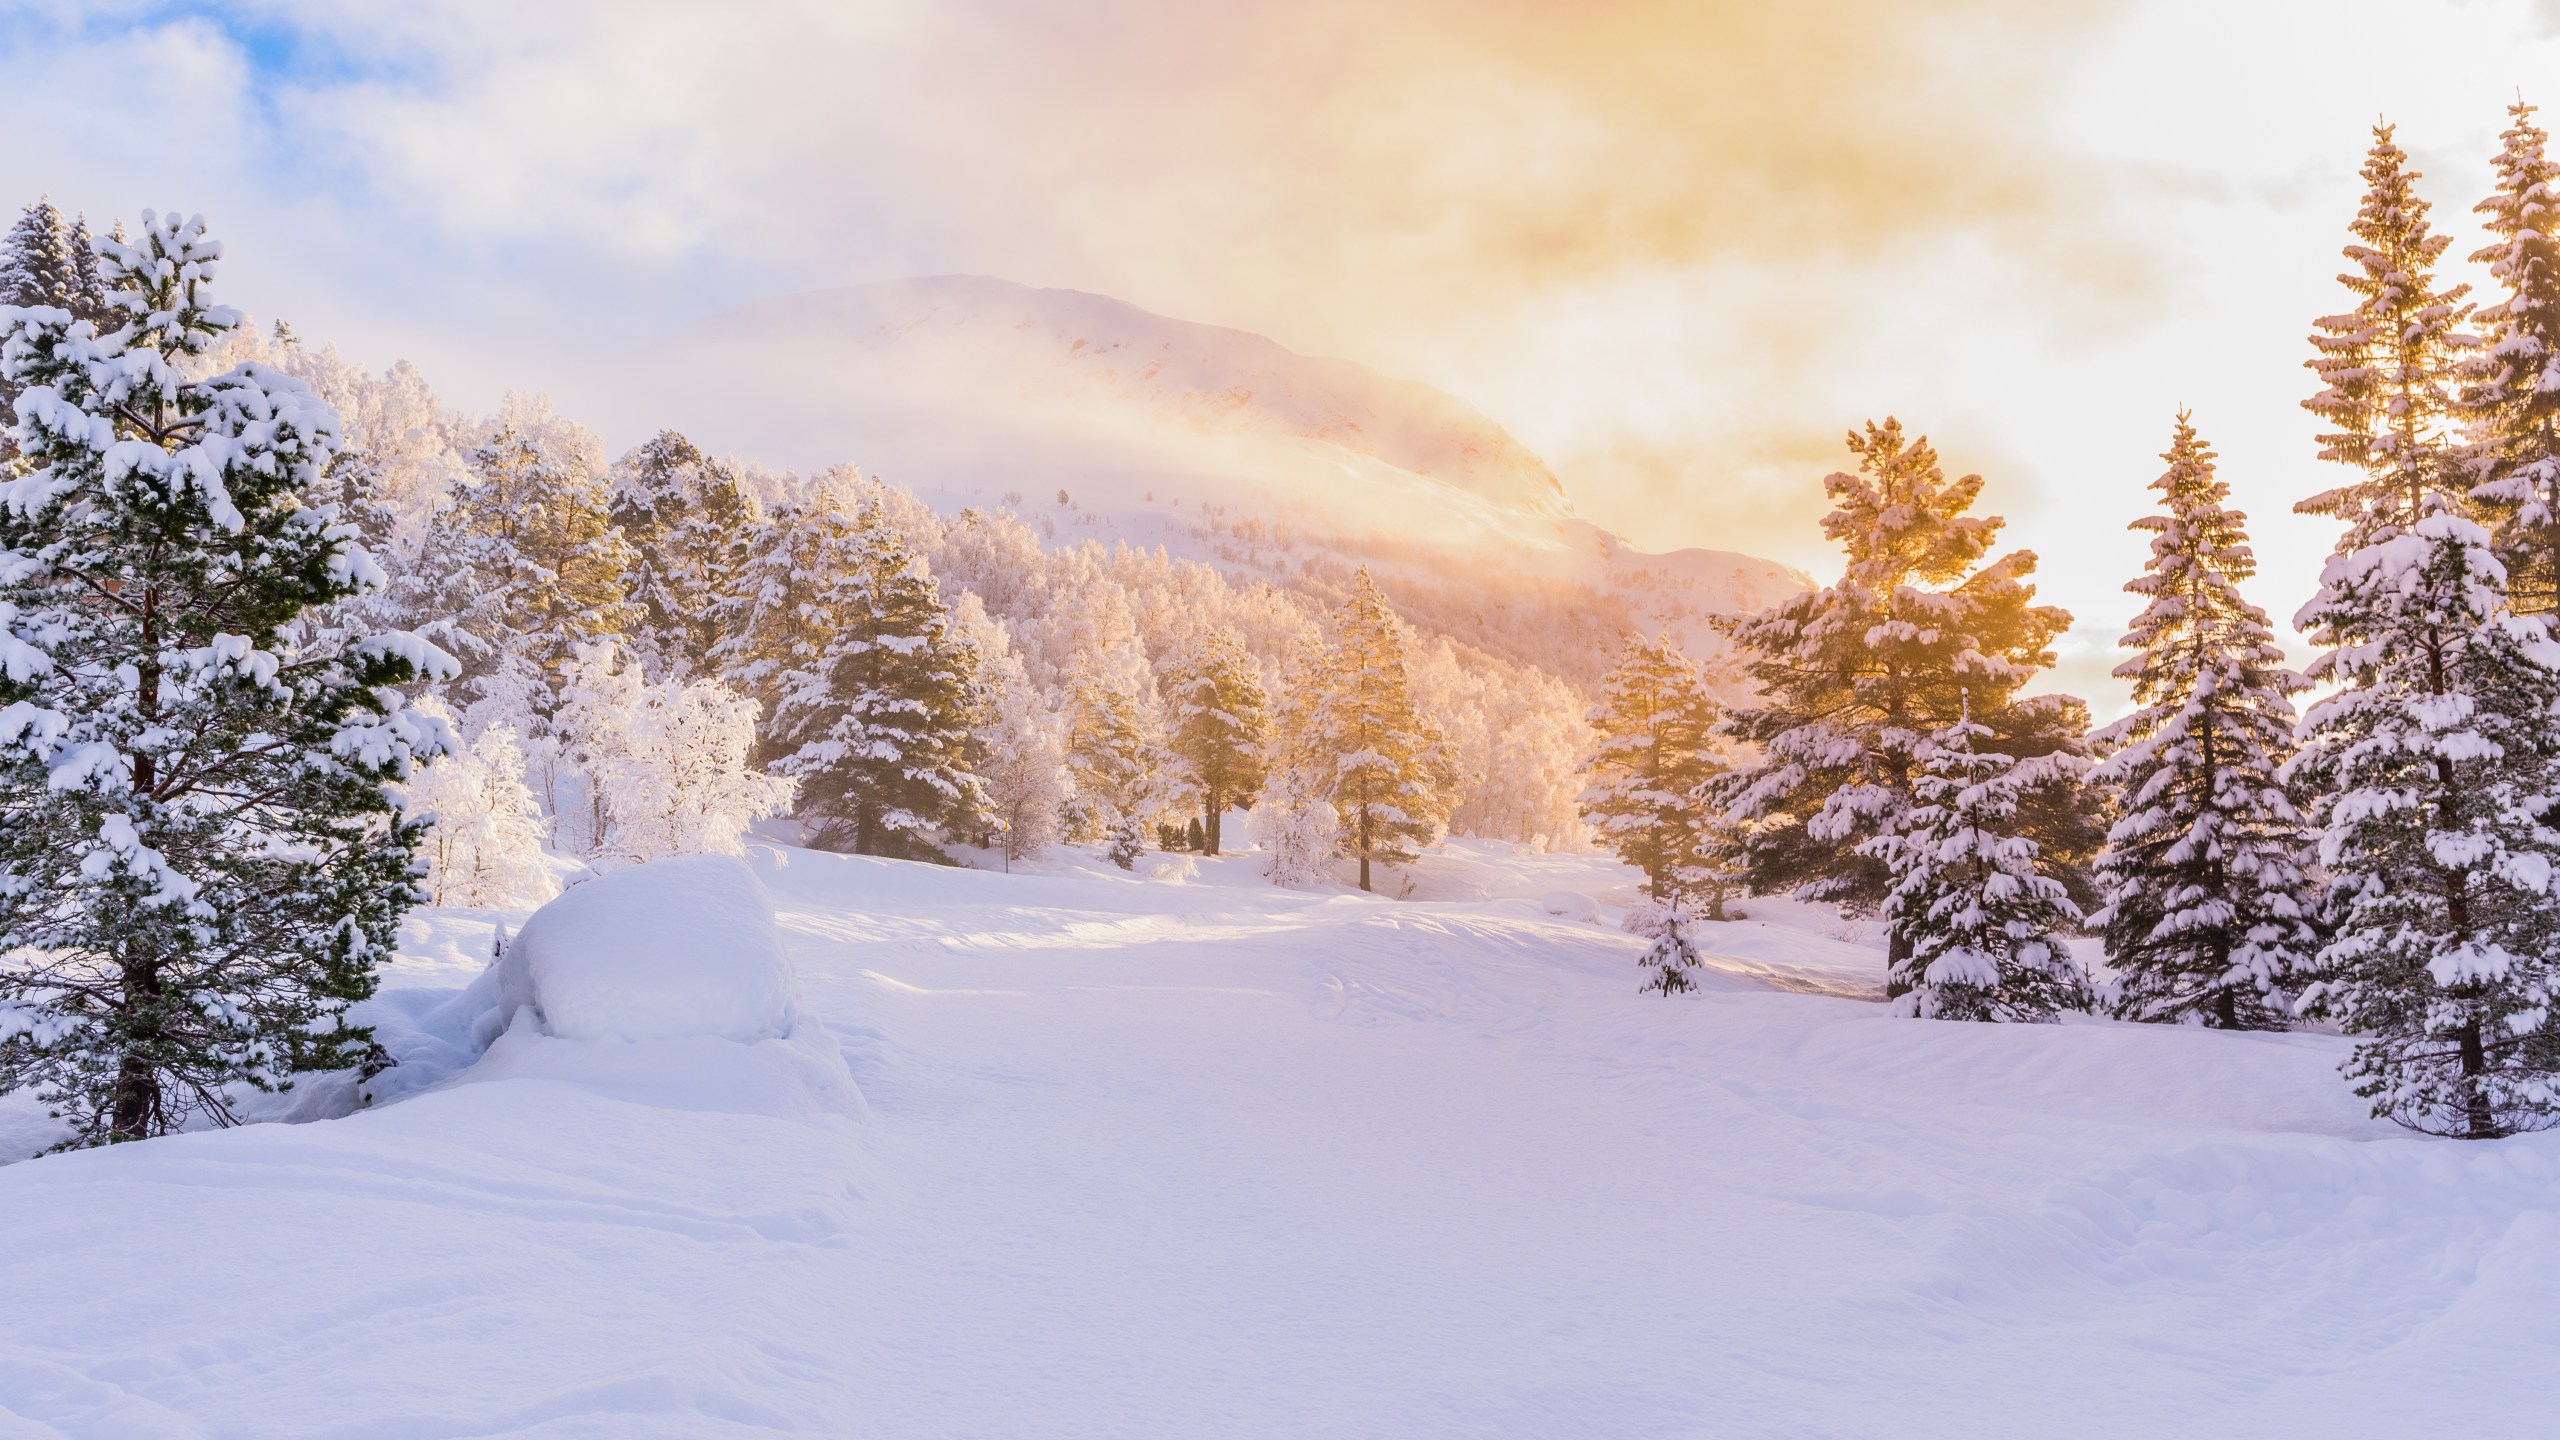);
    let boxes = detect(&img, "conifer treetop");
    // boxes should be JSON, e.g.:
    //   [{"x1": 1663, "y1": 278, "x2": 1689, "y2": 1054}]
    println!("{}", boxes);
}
[
  {"x1": 2302, "y1": 122, "x2": 2476, "y2": 541},
  {"x1": 2463, "y1": 99, "x2": 2560, "y2": 615}
]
